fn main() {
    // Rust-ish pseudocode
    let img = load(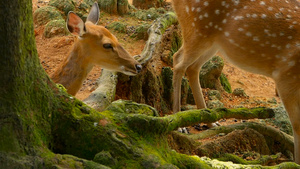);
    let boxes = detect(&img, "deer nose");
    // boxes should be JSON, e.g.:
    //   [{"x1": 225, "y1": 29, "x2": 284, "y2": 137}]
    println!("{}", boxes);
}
[{"x1": 135, "y1": 64, "x2": 142, "y2": 73}]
